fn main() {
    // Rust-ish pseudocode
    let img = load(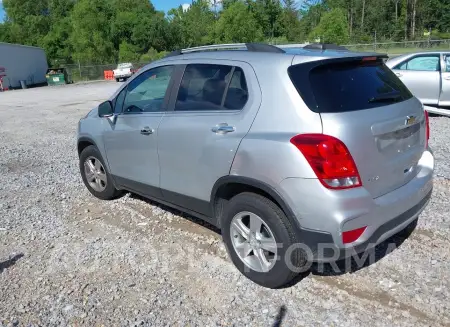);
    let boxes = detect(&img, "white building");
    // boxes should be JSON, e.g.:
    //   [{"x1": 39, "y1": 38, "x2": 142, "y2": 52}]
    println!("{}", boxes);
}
[{"x1": 0, "y1": 42, "x2": 48, "y2": 89}]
